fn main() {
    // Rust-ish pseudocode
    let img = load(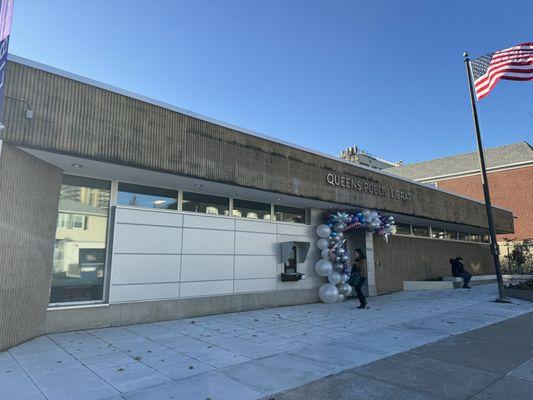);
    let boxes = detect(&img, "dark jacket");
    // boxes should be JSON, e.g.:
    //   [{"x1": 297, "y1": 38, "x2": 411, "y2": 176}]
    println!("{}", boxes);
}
[{"x1": 450, "y1": 259, "x2": 466, "y2": 277}]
